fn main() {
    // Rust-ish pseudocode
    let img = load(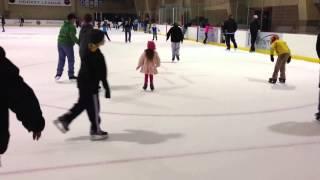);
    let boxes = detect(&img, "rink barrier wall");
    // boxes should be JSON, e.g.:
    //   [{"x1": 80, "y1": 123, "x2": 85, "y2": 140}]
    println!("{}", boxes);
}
[
  {"x1": 5, "y1": 19, "x2": 64, "y2": 26},
  {"x1": 4, "y1": 21, "x2": 319, "y2": 63},
  {"x1": 157, "y1": 24, "x2": 319, "y2": 63}
]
